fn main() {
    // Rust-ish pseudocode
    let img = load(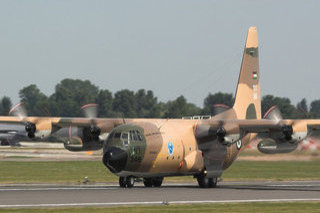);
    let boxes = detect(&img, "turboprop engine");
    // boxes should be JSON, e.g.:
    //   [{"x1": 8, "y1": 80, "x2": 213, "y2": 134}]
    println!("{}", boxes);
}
[
  {"x1": 26, "y1": 119, "x2": 53, "y2": 139},
  {"x1": 9, "y1": 103, "x2": 54, "y2": 139},
  {"x1": 258, "y1": 106, "x2": 308, "y2": 154},
  {"x1": 63, "y1": 126, "x2": 104, "y2": 151},
  {"x1": 60, "y1": 103, "x2": 104, "y2": 151}
]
